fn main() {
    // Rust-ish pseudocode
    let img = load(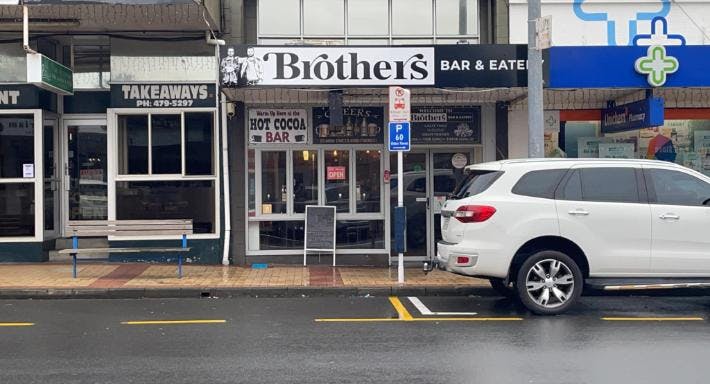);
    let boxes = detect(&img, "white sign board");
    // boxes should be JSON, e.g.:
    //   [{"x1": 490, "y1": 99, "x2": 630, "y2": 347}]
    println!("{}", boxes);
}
[
  {"x1": 536, "y1": 15, "x2": 553, "y2": 50},
  {"x1": 389, "y1": 86, "x2": 411, "y2": 122},
  {"x1": 247, "y1": 108, "x2": 308, "y2": 145},
  {"x1": 599, "y1": 142, "x2": 635, "y2": 159},
  {"x1": 22, "y1": 164, "x2": 34, "y2": 178}
]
